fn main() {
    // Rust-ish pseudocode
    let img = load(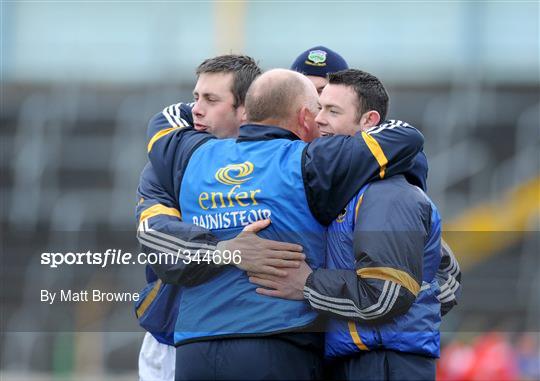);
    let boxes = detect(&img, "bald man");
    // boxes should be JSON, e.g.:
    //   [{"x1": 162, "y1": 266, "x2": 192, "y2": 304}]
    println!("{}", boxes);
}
[{"x1": 145, "y1": 69, "x2": 424, "y2": 380}]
